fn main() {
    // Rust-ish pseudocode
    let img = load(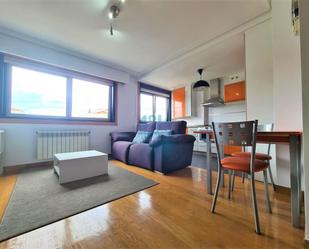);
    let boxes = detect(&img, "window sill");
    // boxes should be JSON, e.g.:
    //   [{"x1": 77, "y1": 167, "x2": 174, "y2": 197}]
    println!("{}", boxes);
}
[{"x1": 0, "y1": 118, "x2": 117, "y2": 126}]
